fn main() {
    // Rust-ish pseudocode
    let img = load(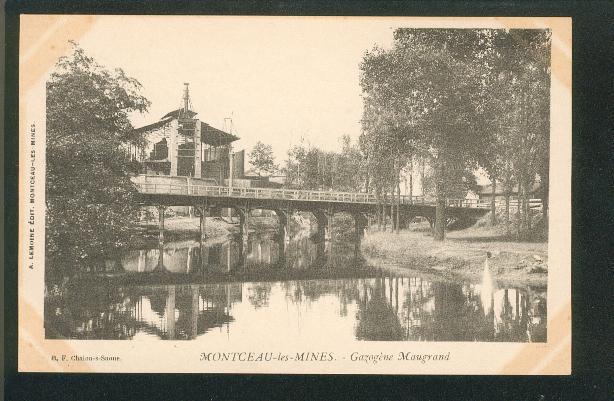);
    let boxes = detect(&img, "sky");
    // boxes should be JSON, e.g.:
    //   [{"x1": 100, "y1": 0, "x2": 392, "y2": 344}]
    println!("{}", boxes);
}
[{"x1": 78, "y1": 16, "x2": 399, "y2": 163}]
